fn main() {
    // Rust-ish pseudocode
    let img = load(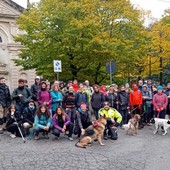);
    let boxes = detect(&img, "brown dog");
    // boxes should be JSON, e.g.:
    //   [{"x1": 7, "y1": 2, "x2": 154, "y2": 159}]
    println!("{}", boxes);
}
[
  {"x1": 75, "y1": 115, "x2": 107, "y2": 148},
  {"x1": 126, "y1": 114, "x2": 141, "y2": 135}
]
